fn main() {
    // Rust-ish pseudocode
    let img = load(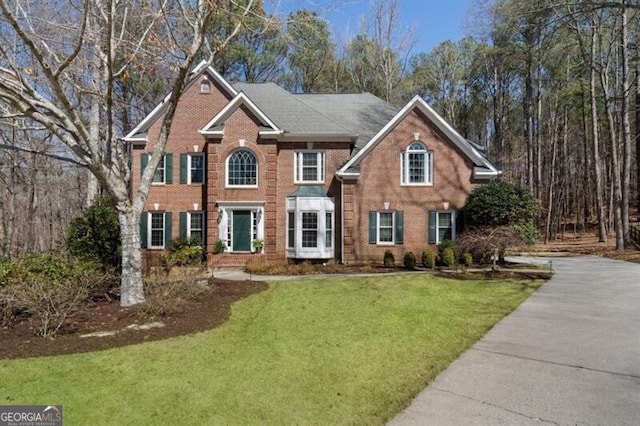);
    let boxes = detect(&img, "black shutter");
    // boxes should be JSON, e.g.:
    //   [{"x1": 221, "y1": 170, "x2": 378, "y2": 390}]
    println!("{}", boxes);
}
[
  {"x1": 179, "y1": 212, "x2": 187, "y2": 238},
  {"x1": 180, "y1": 154, "x2": 188, "y2": 184},
  {"x1": 139, "y1": 213, "x2": 148, "y2": 249},
  {"x1": 140, "y1": 154, "x2": 149, "y2": 177},
  {"x1": 164, "y1": 212, "x2": 173, "y2": 248},
  {"x1": 369, "y1": 211, "x2": 377, "y2": 244},
  {"x1": 165, "y1": 154, "x2": 173, "y2": 184},
  {"x1": 428, "y1": 211, "x2": 437, "y2": 244},
  {"x1": 455, "y1": 210, "x2": 464, "y2": 239},
  {"x1": 394, "y1": 211, "x2": 404, "y2": 244}
]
